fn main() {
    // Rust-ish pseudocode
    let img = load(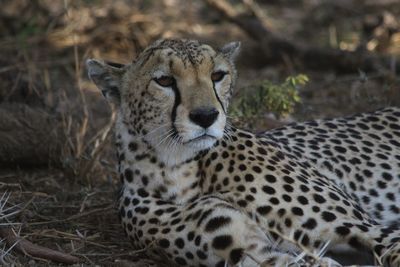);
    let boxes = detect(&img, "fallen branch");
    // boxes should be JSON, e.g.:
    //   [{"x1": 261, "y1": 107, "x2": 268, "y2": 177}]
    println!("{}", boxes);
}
[
  {"x1": 205, "y1": 0, "x2": 400, "y2": 74},
  {"x1": 0, "y1": 227, "x2": 80, "y2": 264}
]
